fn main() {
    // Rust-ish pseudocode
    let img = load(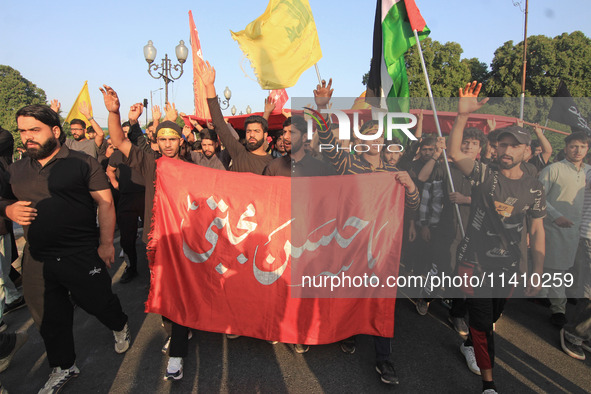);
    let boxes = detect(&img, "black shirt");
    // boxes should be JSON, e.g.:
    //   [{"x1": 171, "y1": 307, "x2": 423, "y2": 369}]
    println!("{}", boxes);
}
[
  {"x1": 123, "y1": 144, "x2": 159, "y2": 244},
  {"x1": 457, "y1": 161, "x2": 546, "y2": 271},
  {"x1": 109, "y1": 150, "x2": 145, "y2": 194},
  {"x1": 207, "y1": 97, "x2": 273, "y2": 174},
  {"x1": 263, "y1": 154, "x2": 337, "y2": 177},
  {"x1": 2, "y1": 145, "x2": 109, "y2": 260}
]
